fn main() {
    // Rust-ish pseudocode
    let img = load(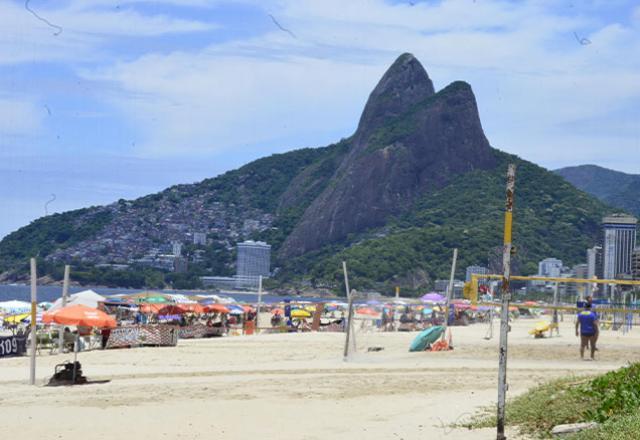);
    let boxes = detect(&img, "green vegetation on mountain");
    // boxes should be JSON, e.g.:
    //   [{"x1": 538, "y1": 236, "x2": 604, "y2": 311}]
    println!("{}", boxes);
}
[
  {"x1": 195, "y1": 142, "x2": 347, "y2": 213},
  {"x1": 277, "y1": 150, "x2": 608, "y2": 294},
  {"x1": 0, "y1": 209, "x2": 112, "y2": 269},
  {"x1": 555, "y1": 165, "x2": 640, "y2": 217}
]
